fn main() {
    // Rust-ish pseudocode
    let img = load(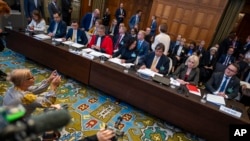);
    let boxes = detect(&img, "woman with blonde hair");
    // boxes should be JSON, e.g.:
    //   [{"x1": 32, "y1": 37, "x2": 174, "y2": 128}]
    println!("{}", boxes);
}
[
  {"x1": 173, "y1": 55, "x2": 200, "y2": 85},
  {"x1": 3, "y1": 69, "x2": 61, "y2": 117}
]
